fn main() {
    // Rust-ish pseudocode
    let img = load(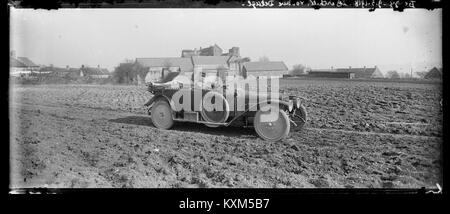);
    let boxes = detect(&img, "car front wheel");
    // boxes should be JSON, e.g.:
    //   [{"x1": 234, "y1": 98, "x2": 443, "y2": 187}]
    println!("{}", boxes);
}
[
  {"x1": 254, "y1": 106, "x2": 290, "y2": 141},
  {"x1": 150, "y1": 100, "x2": 174, "y2": 130}
]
